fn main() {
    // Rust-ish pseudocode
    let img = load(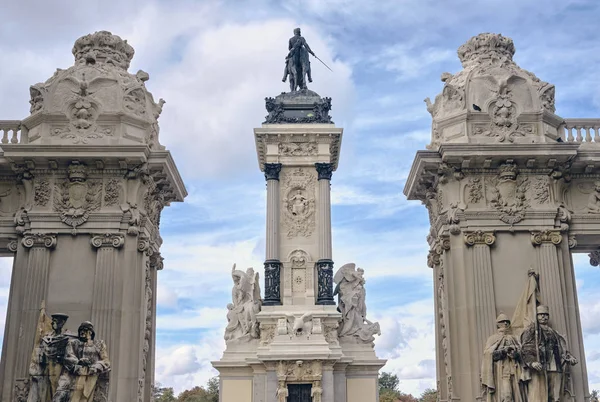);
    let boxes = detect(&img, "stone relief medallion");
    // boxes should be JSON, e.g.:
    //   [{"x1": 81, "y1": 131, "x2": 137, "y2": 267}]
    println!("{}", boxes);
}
[
  {"x1": 282, "y1": 168, "x2": 316, "y2": 238},
  {"x1": 486, "y1": 162, "x2": 528, "y2": 226},
  {"x1": 53, "y1": 163, "x2": 101, "y2": 233}
]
